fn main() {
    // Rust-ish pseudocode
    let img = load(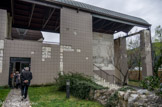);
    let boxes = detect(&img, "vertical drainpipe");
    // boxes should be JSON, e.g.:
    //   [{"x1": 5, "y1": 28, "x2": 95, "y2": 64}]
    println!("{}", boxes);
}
[{"x1": 148, "y1": 27, "x2": 154, "y2": 76}]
